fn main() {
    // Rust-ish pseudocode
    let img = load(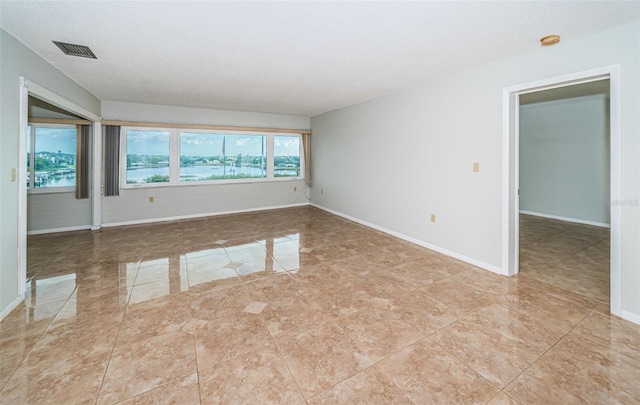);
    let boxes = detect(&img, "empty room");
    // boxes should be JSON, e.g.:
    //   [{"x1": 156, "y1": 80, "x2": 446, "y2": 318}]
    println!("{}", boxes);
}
[{"x1": 1, "y1": 1, "x2": 639, "y2": 404}]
